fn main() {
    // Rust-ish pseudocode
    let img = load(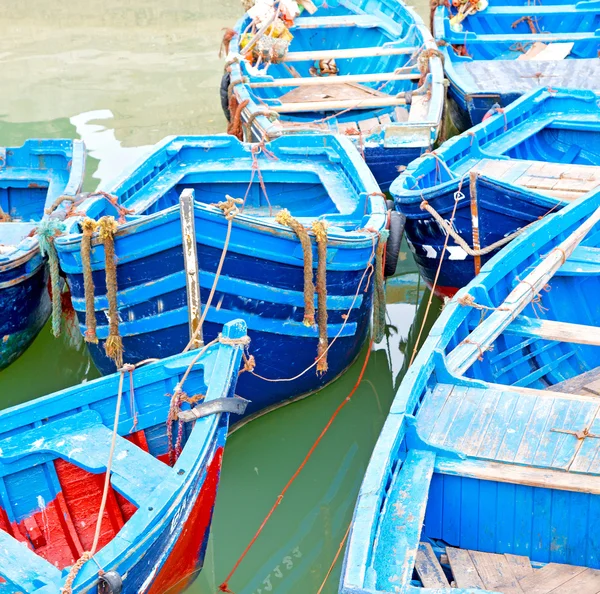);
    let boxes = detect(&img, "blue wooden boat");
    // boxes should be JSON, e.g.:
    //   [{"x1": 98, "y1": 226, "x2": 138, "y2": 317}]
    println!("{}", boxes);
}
[
  {"x1": 0, "y1": 319, "x2": 247, "y2": 594},
  {"x1": 222, "y1": 0, "x2": 444, "y2": 191},
  {"x1": 0, "y1": 139, "x2": 85, "y2": 369},
  {"x1": 433, "y1": 0, "x2": 600, "y2": 129},
  {"x1": 341, "y1": 177, "x2": 600, "y2": 592},
  {"x1": 54, "y1": 134, "x2": 388, "y2": 425},
  {"x1": 391, "y1": 87, "x2": 600, "y2": 299}
]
